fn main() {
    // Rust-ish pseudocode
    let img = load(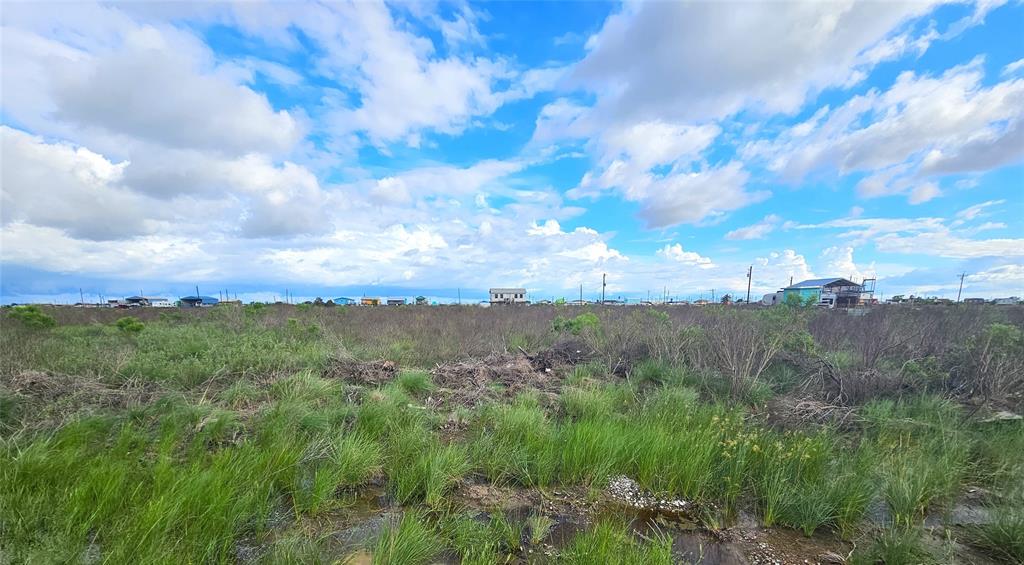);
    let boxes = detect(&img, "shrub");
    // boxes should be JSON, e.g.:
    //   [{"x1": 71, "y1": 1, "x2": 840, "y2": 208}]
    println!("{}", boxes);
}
[
  {"x1": 552, "y1": 312, "x2": 600, "y2": 335},
  {"x1": 7, "y1": 305, "x2": 56, "y2": 329},
  {"x1": 115, "y1": 316, "x2": 145, "y2": 334}
]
